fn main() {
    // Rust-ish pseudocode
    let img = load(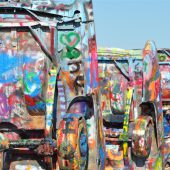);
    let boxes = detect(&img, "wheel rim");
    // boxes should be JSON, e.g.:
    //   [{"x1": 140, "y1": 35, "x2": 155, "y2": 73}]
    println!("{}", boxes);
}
[{"x1": 79, "y1": 128, "x2": 88, "y2": 169}]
